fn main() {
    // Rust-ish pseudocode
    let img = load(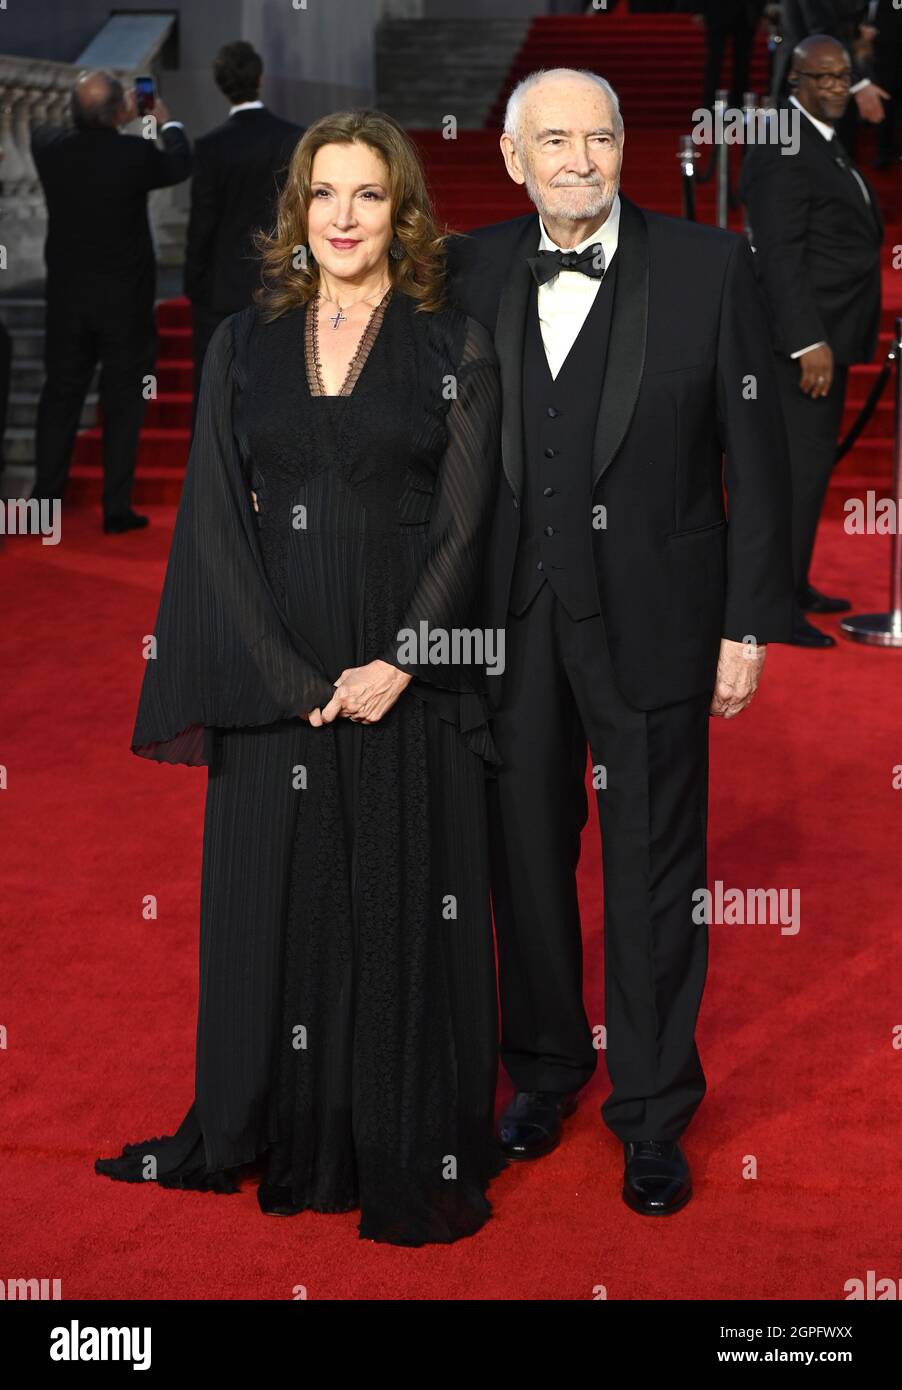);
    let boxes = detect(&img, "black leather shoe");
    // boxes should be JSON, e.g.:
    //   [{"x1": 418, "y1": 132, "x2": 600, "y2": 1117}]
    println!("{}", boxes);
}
[
  {"x1": 498, "y1": 1090, "x2": 578, "y2": 1161},
  {"x1": 622, "y1": 1139, "x2": 692, "y2": 1215},
  {"x1": 798, "y1": 583, "x2": 851, "y2": 614},
  {"x1": 103, "y1": 509, "x2": 149, "y2": 534},
  {"x1": 257, "y1": 1181, "x2": 303, "y2": 1216},
  {"x1": 790, "y1": 611, "x2": 836, "y2": 647}
]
